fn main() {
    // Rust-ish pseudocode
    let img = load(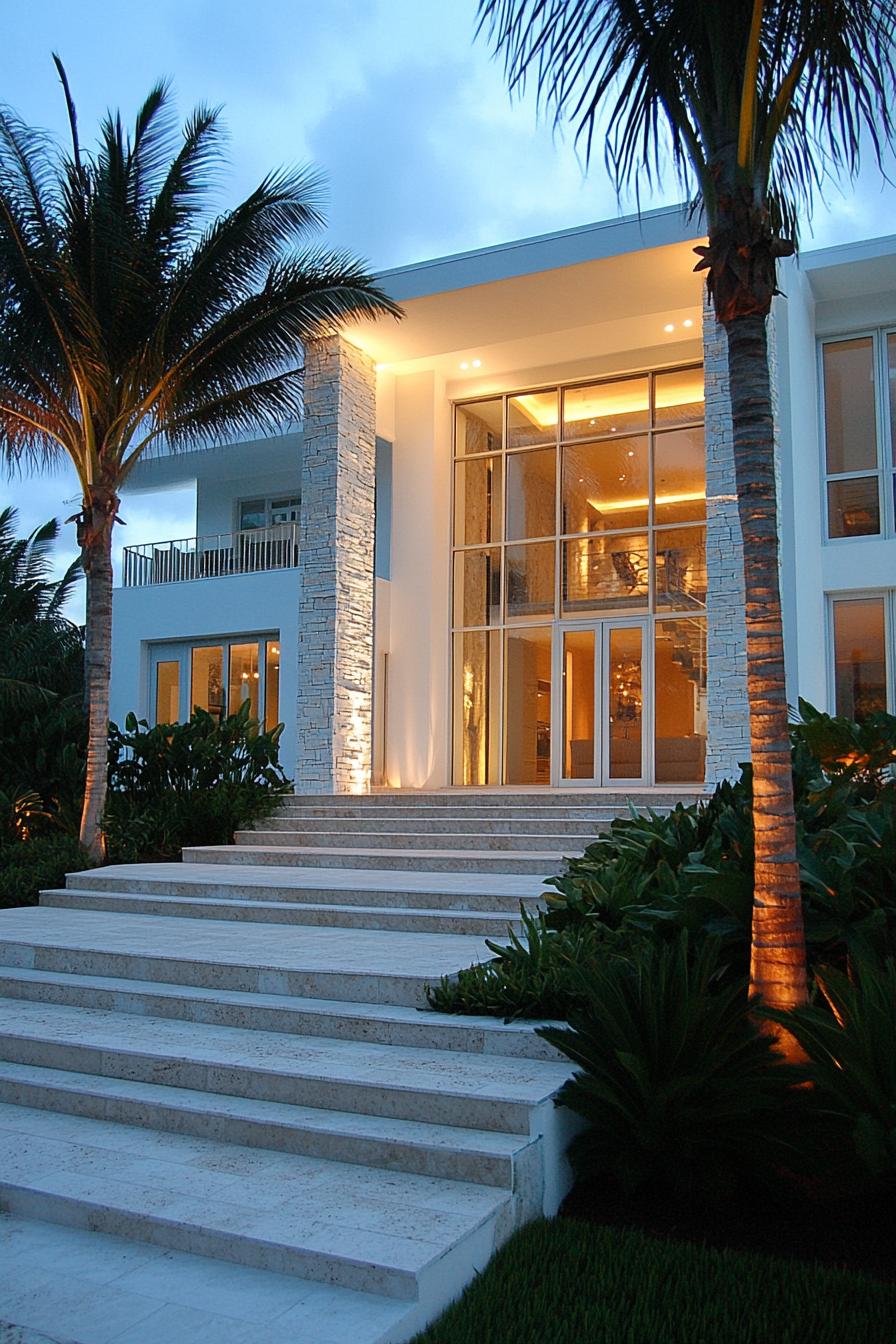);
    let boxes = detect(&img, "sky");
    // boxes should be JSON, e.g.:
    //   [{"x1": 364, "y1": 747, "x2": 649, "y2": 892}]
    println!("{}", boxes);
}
[{"x1": 4, "y1": 0, "x2": 896, "y2": 619}]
